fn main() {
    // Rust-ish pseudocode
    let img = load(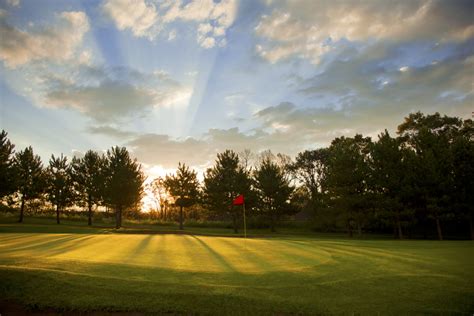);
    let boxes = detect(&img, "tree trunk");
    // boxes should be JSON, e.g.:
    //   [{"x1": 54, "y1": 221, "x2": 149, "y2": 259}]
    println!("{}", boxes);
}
[
  {"x1": 270, "y1": 214, "x2": 276, "y2": 232},
  {"x1": 357, "y1": 221, "x2": 362, "y2": 237},
  {"x1": 179, "y1": 206, "x2": 184, "y2": 230},
  {"x1": 469, "y1": 216, "x2": 474, "y2": 241},
  {"x1": 435, "y1": 217, "x2": 443, "y2": 241},
  {"x1": 19, "y1": 197, "x2": 25, "y2": 223},
  {"x1": 396, "y1": 211, "x2": 403, "y2": 239},
  {"x1": 56, "y1": 204, "x2": 60, "y2": 224},
  {"x1": 115, "y1": 206, "x2": 121, "y2": 229},
  {"x1": 348, "y1": 219, "x2": 353, "y2": 238},
  {"x1": 232, "y1": 213, "x2": 238, "y2": 234},
  {"x1": 88, "y1": 195, "x2": 92, "y2": 226},
  {"x1": 397, "y1": 220, "x2": 403, "y2": 240}
]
